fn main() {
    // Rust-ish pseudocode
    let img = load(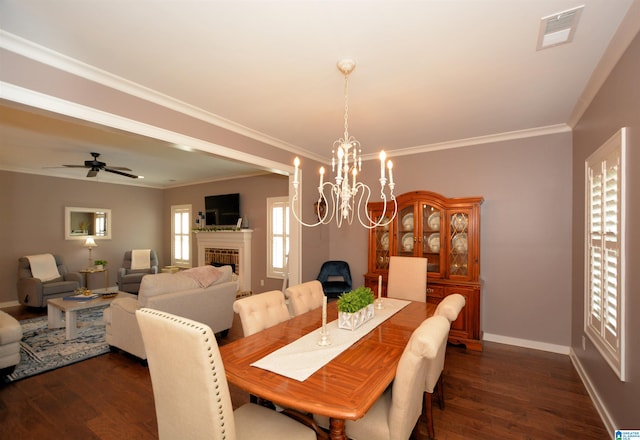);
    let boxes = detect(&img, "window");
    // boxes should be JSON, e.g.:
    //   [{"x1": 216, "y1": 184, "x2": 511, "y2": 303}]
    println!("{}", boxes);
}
[
  {"x1": 585, "y1": 127, "x2": 627, "y2": 381},
  {"x1": 171, "y1": 204, "x2": 191, "y2": 267},
  {"x1": 267, "y1": 197, "x2": 289, "y2": 279},
  {"x1": 94, "y1": 212, "x2": 106, "y2": 237}
]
